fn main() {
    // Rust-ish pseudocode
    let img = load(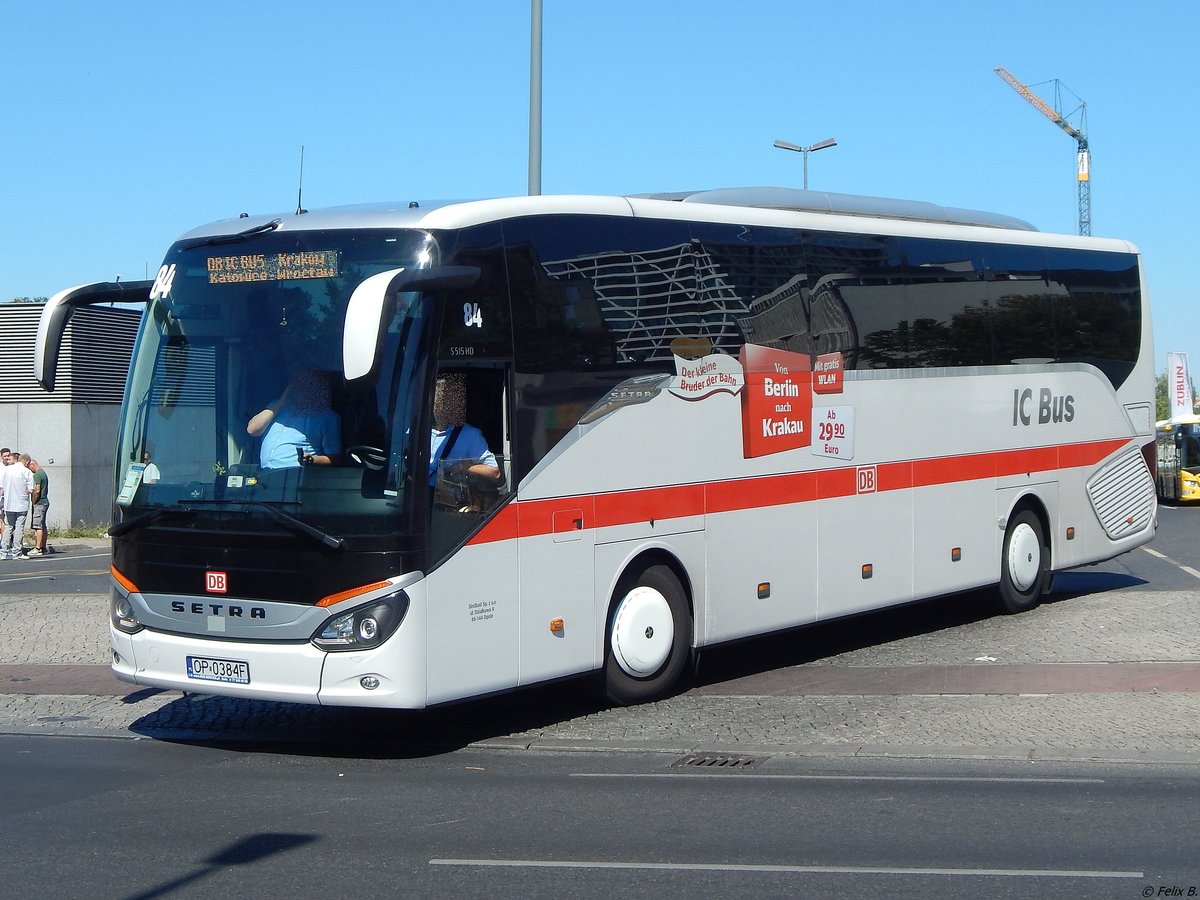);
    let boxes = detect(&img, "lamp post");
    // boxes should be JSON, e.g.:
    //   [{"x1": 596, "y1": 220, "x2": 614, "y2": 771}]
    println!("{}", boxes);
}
[
  {"x1": 773, "y1": 137, "x2": 837, "y2": 190},
  {"x1": 529, "y1": 0, "x2": 542, "y2": 196}
]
